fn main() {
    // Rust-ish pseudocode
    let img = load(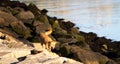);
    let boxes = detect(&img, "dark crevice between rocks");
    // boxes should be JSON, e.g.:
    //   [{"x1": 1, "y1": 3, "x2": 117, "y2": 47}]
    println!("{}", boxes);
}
[
  {"x1": 17, "y1": 56, "x2": 27, "y2": 62},
  {"x1": 10, "y1": 56, "x2": 26, "y2": 64},
  {"x1": 0, "y1": 35, "x2": 6, "y2": 39},
  {"x1": 31, "y1": 49, "x2": 43, "y2": 55},
  {"x1": 11, "y1": 62, "x2": 19, "y2": 64},
  {"x1": 103, "y1": 52, "x2": 119, "y2": 59}
]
